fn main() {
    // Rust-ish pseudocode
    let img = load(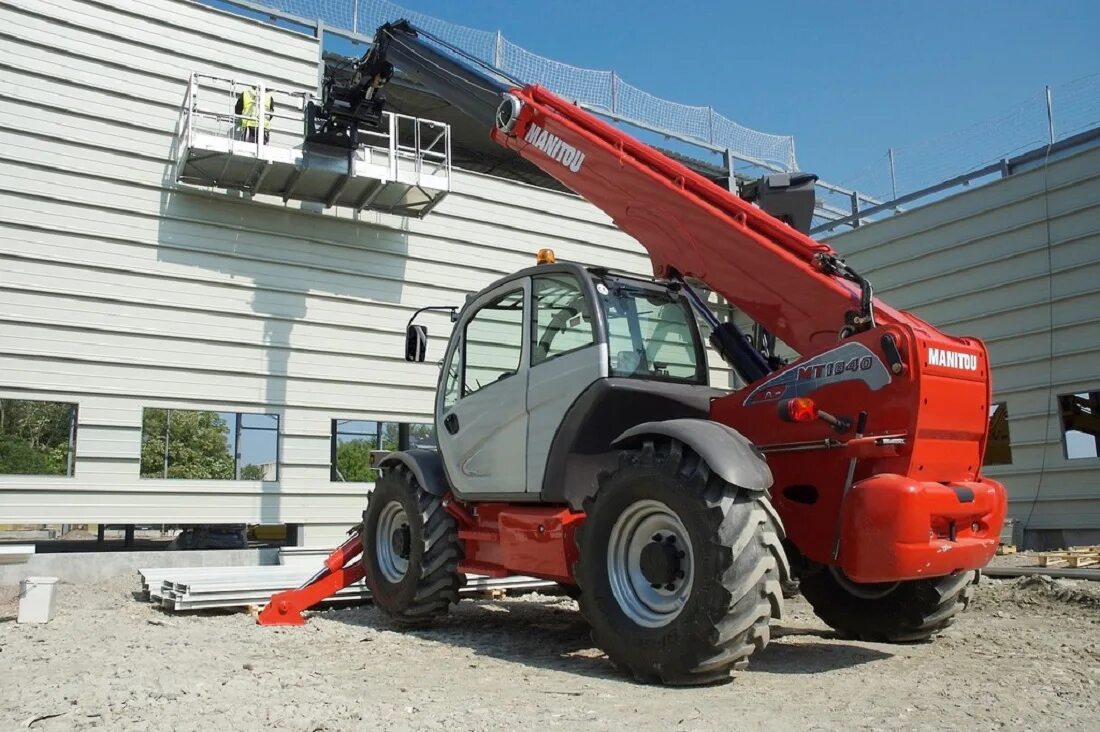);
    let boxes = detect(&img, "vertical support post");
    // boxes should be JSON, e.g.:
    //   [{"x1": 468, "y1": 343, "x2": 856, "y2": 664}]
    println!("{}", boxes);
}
[
  {"x1": 388, "y1": 111, "x2": 397, "y2": 180},
  {"x1": 398, "y1": 423, "x2": 411, "y2": 451},
  {"x1": 352, "y1": 1, "x2": 358, "y2": 35},
  {"x1": 494, "y1": 30, "x2": 504, "y2": 68},
  {"x1": 124, "y1": 524, "x2": 135, "y2": 548},
  {"x1": 723, "y1": 148, "x2": 737, "y2": 193},
  {"x1": 610, "y1": 72, "x2": 617, "y2": 114},
  {"x1": 315, "y1": 21, "x2": 326, "y2": 97},
  {"x1": 330, "y1": 420, "x2": 340, "y2": 481},
  {"x1": 186, "y1": 73, "x2": 197, "y2": 148},
  {"x1": 97, "y1": 524, "x2": 106, "y2": 543},
  {"x1": 163, "y1": 409, "x2": 171, "y2": 478},
  {"x1": 256, "y1": 83, "x2": 265, "y2": 158},
  {"x1": 234, "y1": 413, "x2": 243, "y2": 480},
  {"x1": 1045, "y1": 85, "x2": 1055, "y2": 146},
  {"x1": 888, "y1": 147, "x2": 898, "y2": 201},
  {"x1": 850, "y1": 191, "x2": 861, "y2": 228},
  {"x1": 415, "y1": 117, "x2": 422, "y2": 178},
  {"x1": 707, "y1": 107, "x2": 715, "y2": 146},
  {"x1": 66, "y1": 405, "x2": 76, "y2": 477}
]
